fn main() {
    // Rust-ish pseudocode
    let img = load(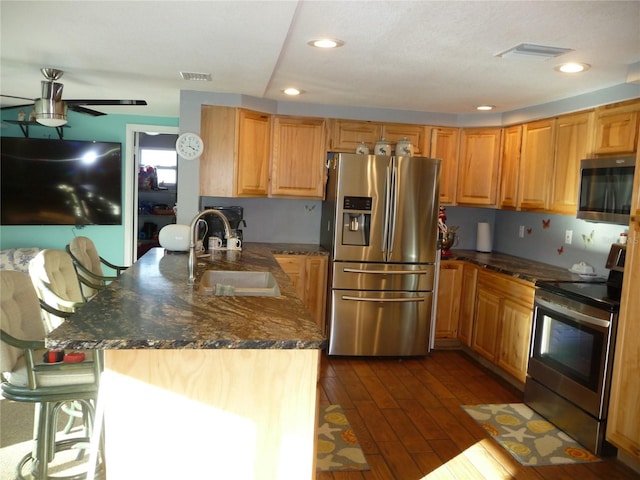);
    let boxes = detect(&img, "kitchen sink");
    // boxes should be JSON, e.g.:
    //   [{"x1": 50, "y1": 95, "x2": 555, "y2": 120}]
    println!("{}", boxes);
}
[{"x1": 199, "y1": 270, "x2": 280, "y2": 296}]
